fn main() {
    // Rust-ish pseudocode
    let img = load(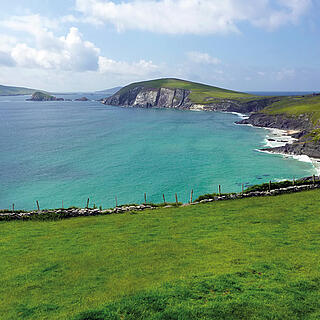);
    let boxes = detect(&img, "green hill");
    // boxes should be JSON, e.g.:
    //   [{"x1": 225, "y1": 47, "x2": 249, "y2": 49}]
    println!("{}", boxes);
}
[
  {"x1": 0, "y1": 84, "x2": 43, "y2": 96},
  {"x1": 1, "y1": 190, "x2": 320, "y2": 319},
  {"x1": 263, "y1": 94, "x2": 320, "y2": 123},
  {"x1": 118, "y1": 78, "x2": 254, "y2": 103}
]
